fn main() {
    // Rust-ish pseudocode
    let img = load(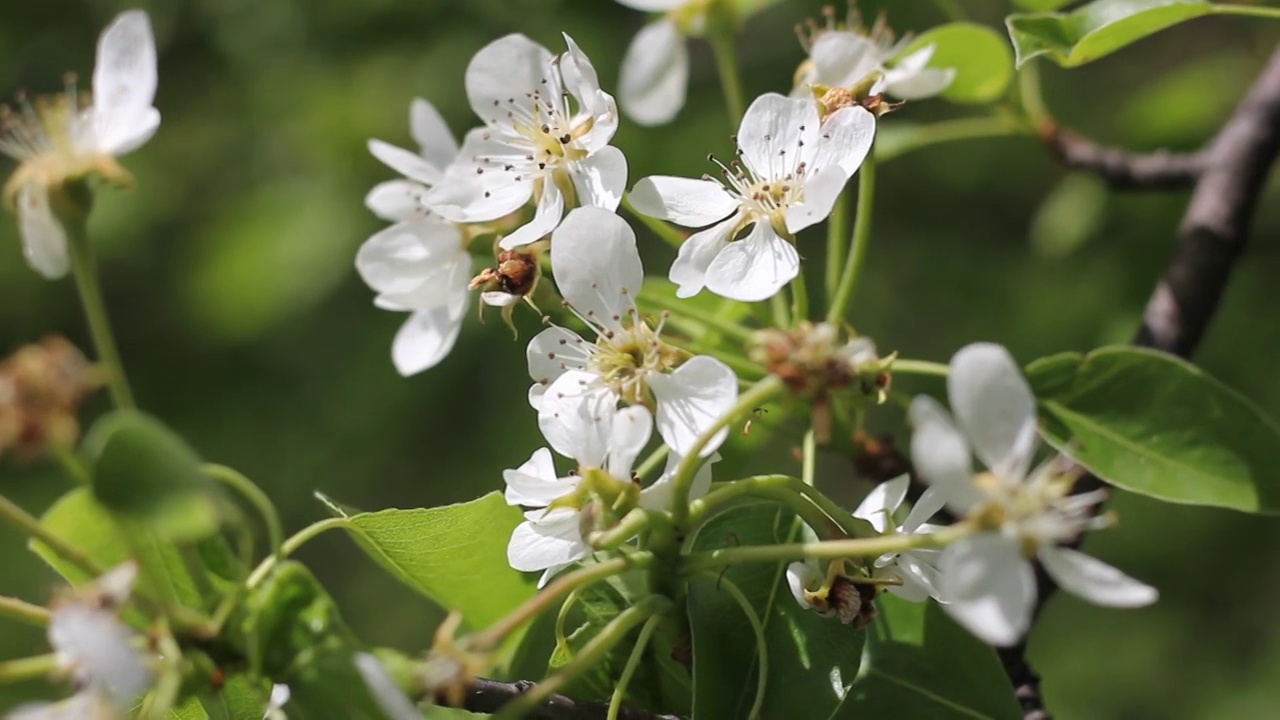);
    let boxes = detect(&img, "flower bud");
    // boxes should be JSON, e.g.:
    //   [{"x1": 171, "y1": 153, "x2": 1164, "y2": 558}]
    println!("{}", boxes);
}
[{"x1": 0, "y1": 336, "x2": 103, "y2": 460}]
